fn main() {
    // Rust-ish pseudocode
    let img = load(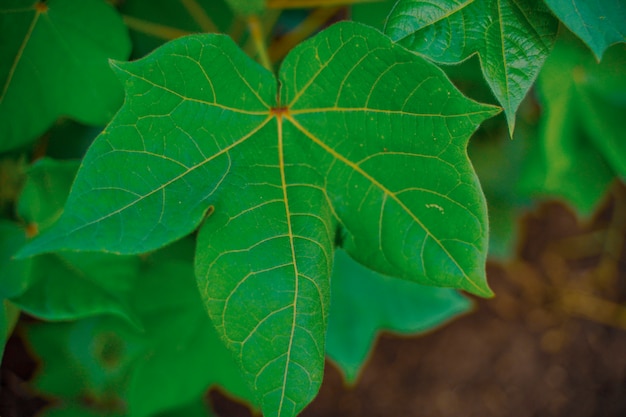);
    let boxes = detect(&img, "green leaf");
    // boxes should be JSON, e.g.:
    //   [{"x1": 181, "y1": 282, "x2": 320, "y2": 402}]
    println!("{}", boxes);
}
[
  {"x1": 385, "y1": 0, "x2": 558, "y2": 133},
  {"x1": 26, "y1": 240, "x2": 254, "y2": 417},
  {"x1": 21, "y1": 22, "x2": 497, "y2": 416},
  {"x1": 543, "y1": 0, "x2": 626, "y2": 60},
  {"x1": 0, "y1": 300, "x2": 20, "y2": 362},
  {"x1": 27, "y1": 317, "x2": 141, "y2": 402},
  {"x1": 326, "y1": 250, "x2": 471, "y2": 382},
  {"x1": 128, "y1": 241, "x2": 255, "y2": 417},
  {"x1": 0, "y1": 0, "x2": 131, "y2": 152},
  {"x1": 0, "y1": 220, "x2": 31, "y2": 298},
  {"x1": 11, "y1": 159, "x2": 142, "y2": 324},
  {"x1": 13, "y1": 251, "x2": 142, "y2": 323},
  {"x1": 520, "y1": 32, "x2": 626, "y2": 215},
  {"x1": 17, "y1": 158, "x2": 80, "y2": 232}
]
